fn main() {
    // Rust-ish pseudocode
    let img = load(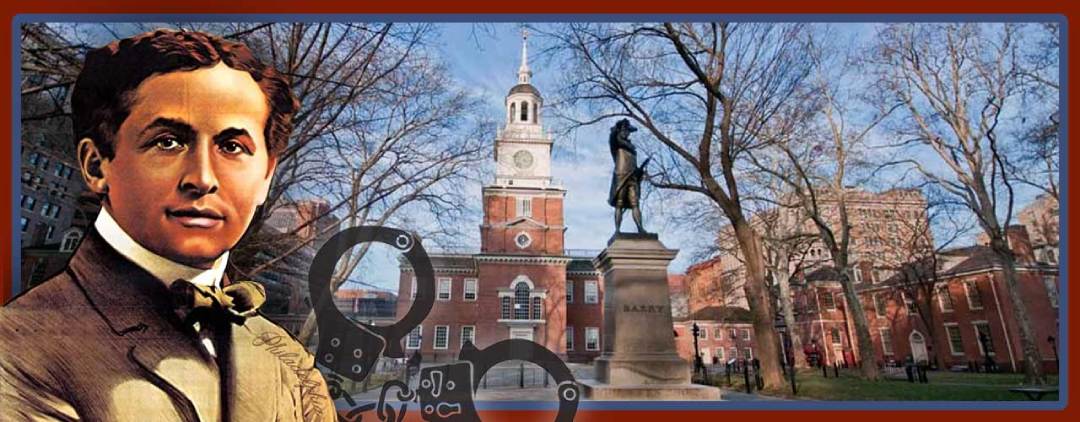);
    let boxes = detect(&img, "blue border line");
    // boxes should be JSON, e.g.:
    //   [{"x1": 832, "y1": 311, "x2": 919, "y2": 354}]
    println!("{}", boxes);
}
[
  {"x1": 1055, "y1": 12, "x2": 1069, "y2": 409},
  {"x1": 11, "y1": 19, "x2": 20, "y2": 299},
  {"x1": 9, "y1": 13, "x2": 1070, "y2": 23},
  {"x1": 9, "y1": 14, "x2": 1069, "y2": 411}
]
